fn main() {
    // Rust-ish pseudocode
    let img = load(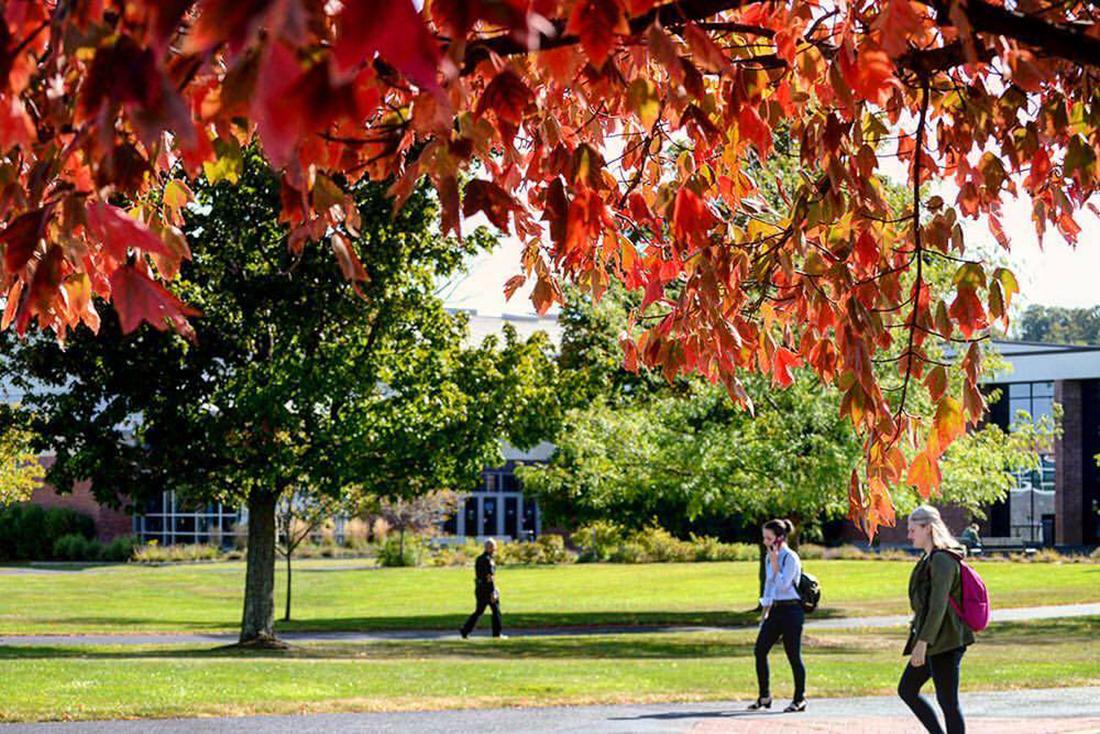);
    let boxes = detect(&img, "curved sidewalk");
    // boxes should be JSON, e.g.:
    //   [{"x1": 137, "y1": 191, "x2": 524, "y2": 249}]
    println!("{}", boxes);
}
[
  {"x1": 1, "y1": 602, "x2": 1097, "y2": 647},
  {"x1": 2, "y1": 687, "x2": 1098, "y2": 733}
]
